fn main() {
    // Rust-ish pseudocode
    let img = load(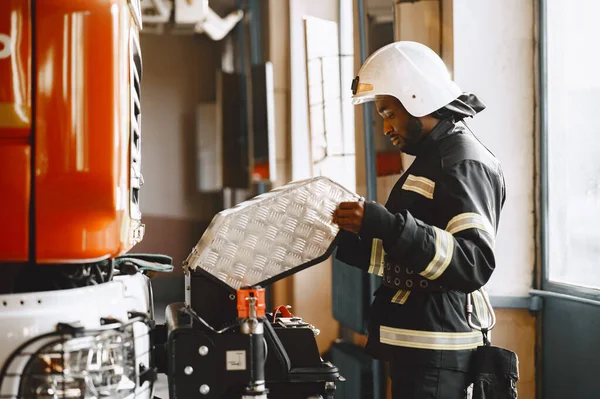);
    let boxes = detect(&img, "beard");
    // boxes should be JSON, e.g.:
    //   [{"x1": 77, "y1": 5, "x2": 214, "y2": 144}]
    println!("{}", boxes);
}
[{"x1": 398, "y1": 117, "x2": 426, "y2": 155}]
